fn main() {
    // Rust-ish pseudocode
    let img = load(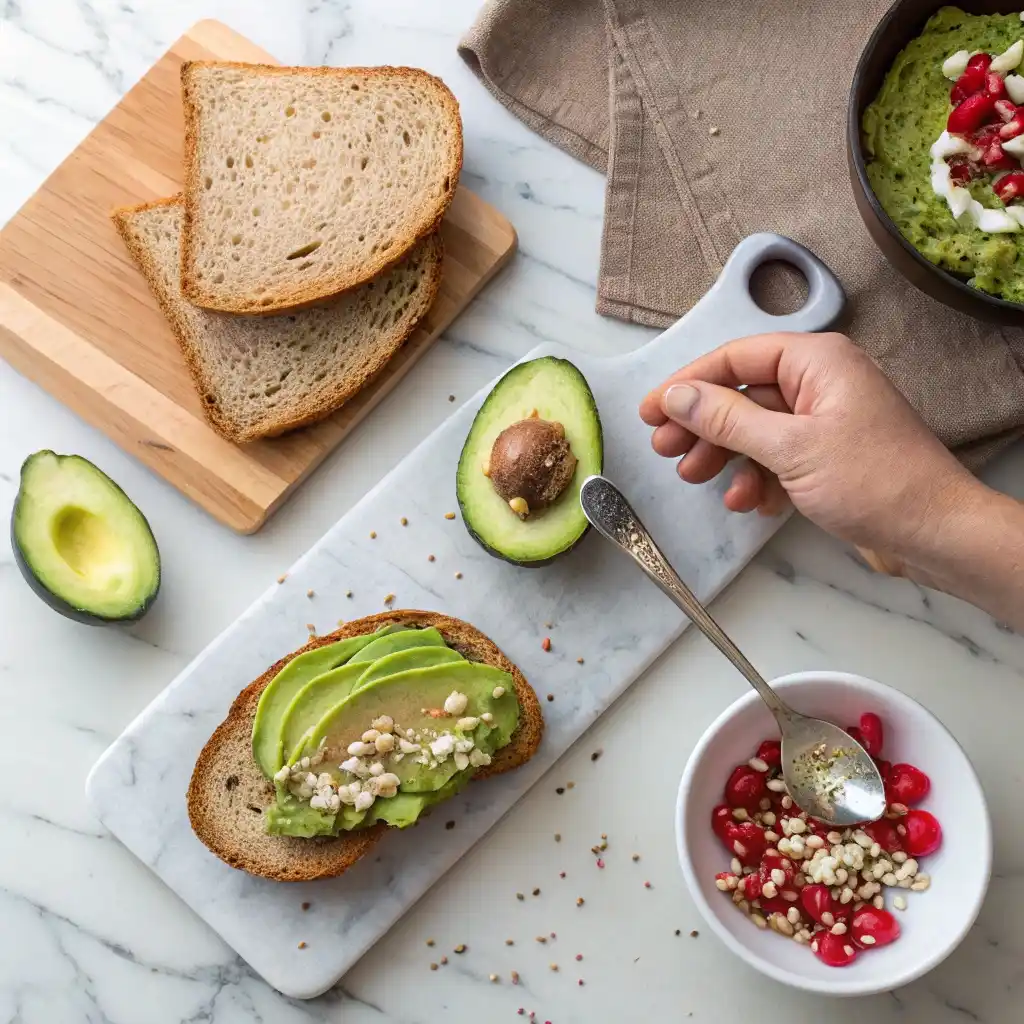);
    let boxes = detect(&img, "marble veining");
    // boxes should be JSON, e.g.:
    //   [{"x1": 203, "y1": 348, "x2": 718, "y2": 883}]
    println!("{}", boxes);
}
[{"x1": 4, "y1": 0, "x2": 1024, "y2": 1021}]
